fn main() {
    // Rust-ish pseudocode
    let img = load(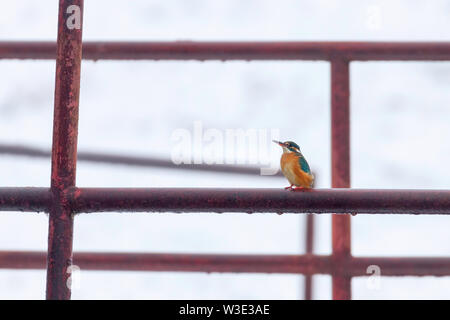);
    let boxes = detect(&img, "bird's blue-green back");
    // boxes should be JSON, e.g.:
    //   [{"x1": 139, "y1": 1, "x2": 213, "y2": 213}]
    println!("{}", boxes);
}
[{"x1": 298, "y1": 156, "x2": 311, "y2": 174}]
